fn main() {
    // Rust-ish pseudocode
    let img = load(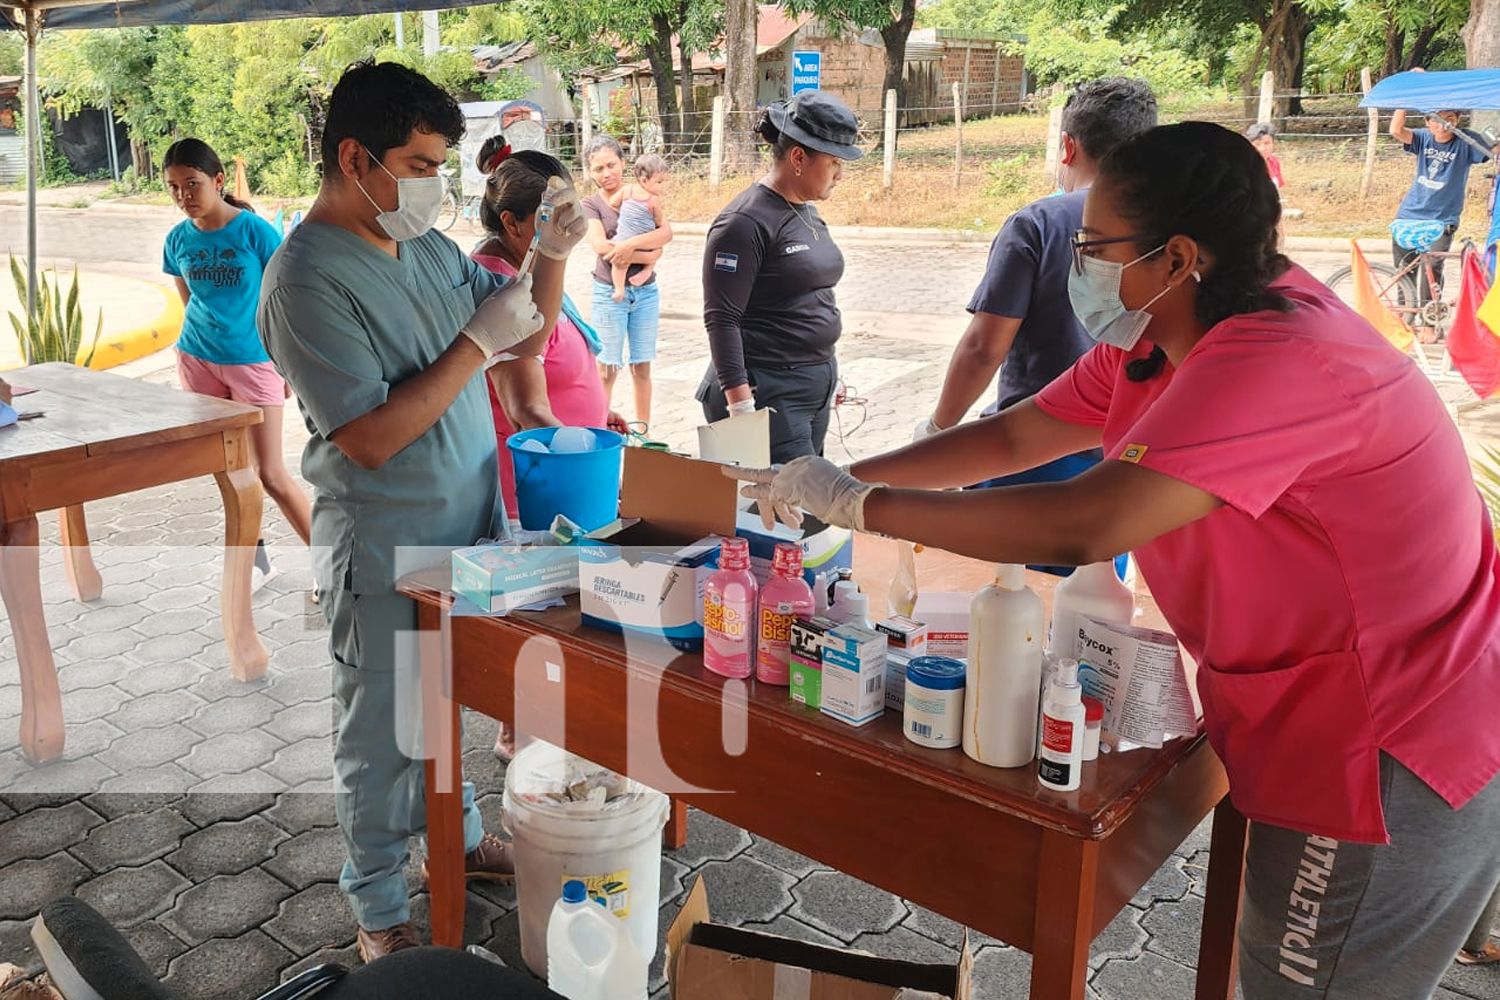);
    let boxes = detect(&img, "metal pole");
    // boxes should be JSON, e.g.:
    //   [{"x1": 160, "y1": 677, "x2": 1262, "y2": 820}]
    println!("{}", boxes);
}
[
  {"x1": 394, "y1": 12, "x2": 404, "y2": 49},
  {"x1": 24, "y1": 6, "x2": 40, "y2": 364},
  {"x1": 104, "y1": 99, "x2": 120, "y2": 181}
]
